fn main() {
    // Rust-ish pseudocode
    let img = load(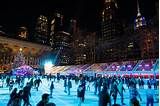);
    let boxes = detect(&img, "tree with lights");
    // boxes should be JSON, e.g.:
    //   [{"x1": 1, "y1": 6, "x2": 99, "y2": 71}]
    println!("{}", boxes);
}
[{"x1": 13, "y1": 48, "x2": 25, "y2": 69}]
